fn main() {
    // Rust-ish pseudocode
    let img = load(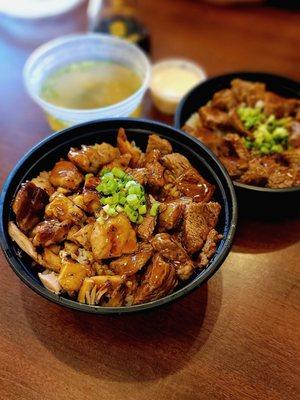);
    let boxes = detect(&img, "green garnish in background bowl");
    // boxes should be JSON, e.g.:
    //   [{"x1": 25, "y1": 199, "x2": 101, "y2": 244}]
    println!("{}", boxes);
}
[{"x1": 237, "y1": 105, "x2": 290, "y2": 155}]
